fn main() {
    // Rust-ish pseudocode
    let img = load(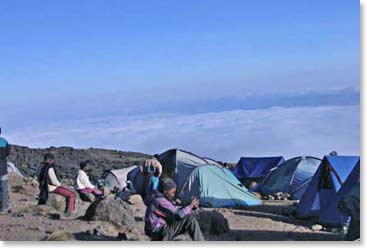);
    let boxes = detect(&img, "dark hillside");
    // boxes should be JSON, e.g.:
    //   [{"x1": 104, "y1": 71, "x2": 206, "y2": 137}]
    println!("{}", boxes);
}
[{"x1": 8, "y1": 145, "x2": 151, "y2": 179}]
